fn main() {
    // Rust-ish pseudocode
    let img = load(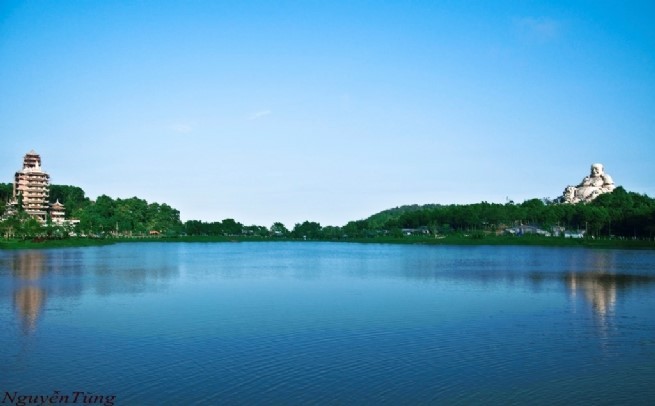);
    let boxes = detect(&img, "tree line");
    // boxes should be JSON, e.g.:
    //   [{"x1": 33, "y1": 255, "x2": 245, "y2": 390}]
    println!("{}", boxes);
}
[
  {"x1": 126, "y1": 186, "x2": 655, "y2": 240},
  {"x1": 0, "y1": 183, "x2": 183, "y2": 238},
  {"x1": 1, "y1": 182, "x2": 654, "y2": 240},
  {"x1": 355, "y1": 187, "x2": 655, "y2": 239}
]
